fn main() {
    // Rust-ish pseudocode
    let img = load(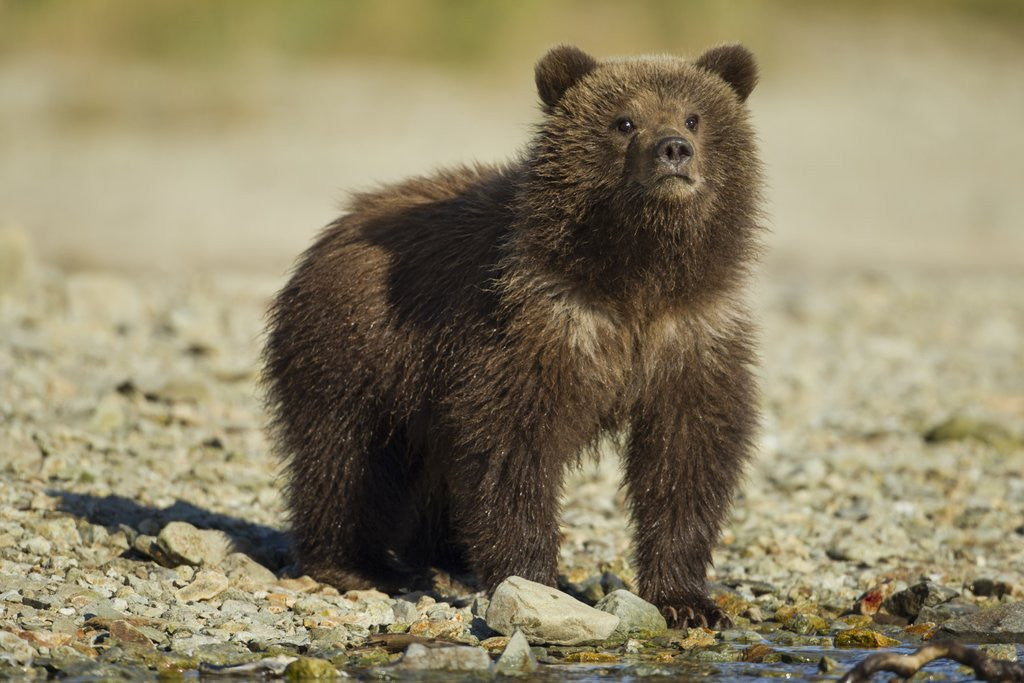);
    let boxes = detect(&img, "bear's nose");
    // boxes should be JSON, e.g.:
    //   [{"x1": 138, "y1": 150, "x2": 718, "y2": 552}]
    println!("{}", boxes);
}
[{"x1": 655, "y1": 137, "x2": 693, "y2": 166}]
